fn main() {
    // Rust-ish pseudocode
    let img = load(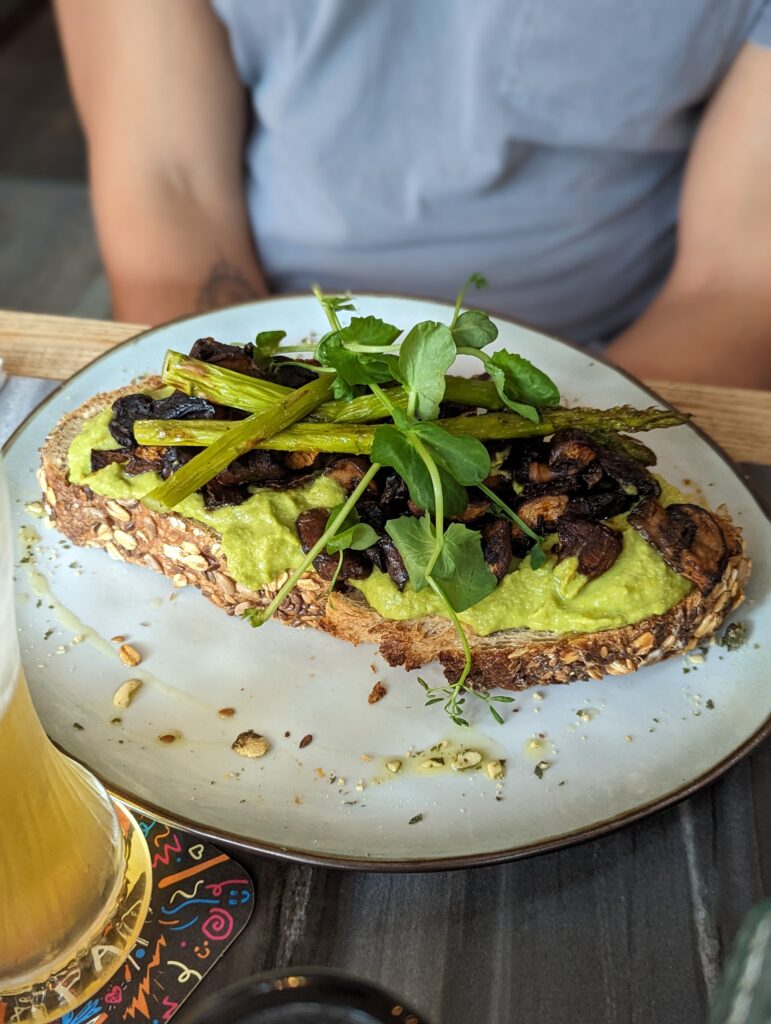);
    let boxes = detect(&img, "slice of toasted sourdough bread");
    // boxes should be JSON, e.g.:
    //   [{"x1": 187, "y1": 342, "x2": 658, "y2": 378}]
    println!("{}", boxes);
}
[{"x1": 38, "y1": 380, "x2": 752, "y2": 691}]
